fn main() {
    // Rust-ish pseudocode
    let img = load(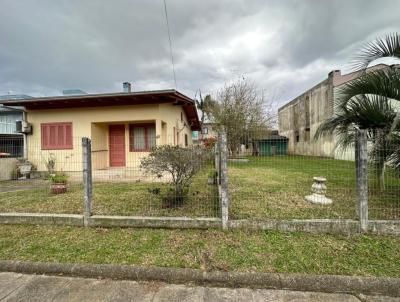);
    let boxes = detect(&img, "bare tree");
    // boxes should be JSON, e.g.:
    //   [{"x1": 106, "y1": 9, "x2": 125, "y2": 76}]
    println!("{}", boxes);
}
[{"x1": 207, "y1": 80, "x2": 275, "y2": 155}]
